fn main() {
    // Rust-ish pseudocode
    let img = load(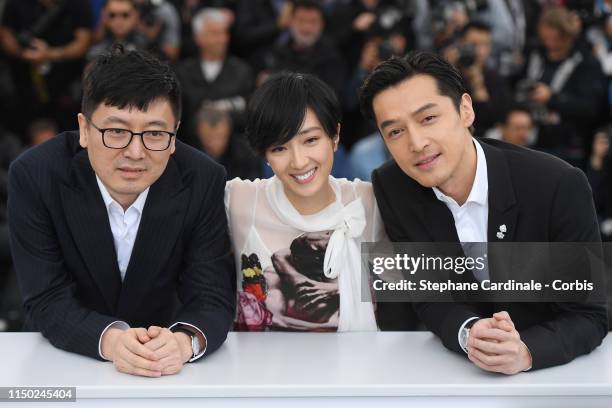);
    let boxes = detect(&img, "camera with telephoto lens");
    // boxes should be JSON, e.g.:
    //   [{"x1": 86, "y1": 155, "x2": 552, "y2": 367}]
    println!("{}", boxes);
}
[
  {"x1": 377, "y1": 40, "x2": 396, "y2": 61},
  {"x1": 456, "y1": 43, "x2": 476, "y2": 69},
  {"x1": 515, "y1": 79, "x2": 539, "y2": 103},
  {"x1": 137, "y1": 0, "x2": 163, "y2": 27},
  {"x1": 376, "y1": 0, "x2": 415, "y2": 31},
  {"x1": 431, "y1": 0, "x2": 489, "y2": 36},
  {"x1": 16, "y1": 32, "x2": 34, "y2": 49}
]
